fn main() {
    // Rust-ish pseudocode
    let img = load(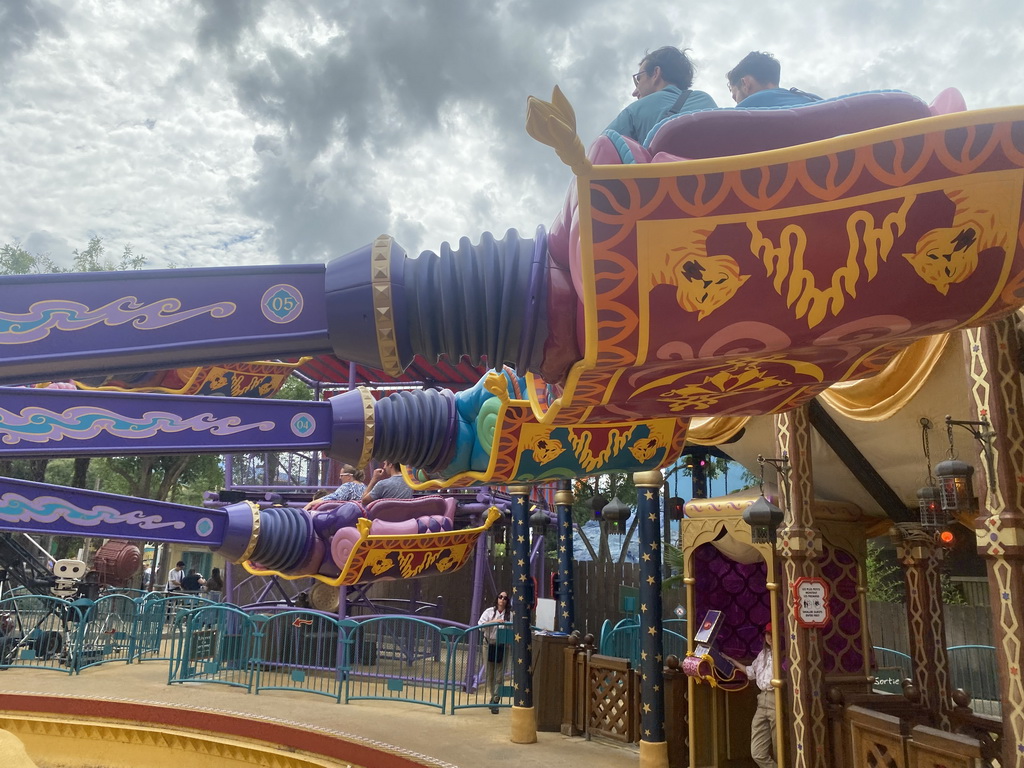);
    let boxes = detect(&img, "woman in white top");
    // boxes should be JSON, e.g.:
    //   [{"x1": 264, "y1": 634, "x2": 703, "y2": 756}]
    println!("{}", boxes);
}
[{"x1": 477, "y1": 591, "x2": 511, "y2": 713}]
